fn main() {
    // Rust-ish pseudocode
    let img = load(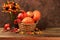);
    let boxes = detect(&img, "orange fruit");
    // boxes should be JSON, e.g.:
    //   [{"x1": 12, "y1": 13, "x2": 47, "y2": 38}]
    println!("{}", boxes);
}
[
  {"x1": 27, "y1": 11, "x2": 33, "y2": 17},
  {"x1": 22, "y1": 17, "x2": 34, "y2": 24},
  {"x1": 33, "y1": 10, "x2": 41, "y2": 21}
]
